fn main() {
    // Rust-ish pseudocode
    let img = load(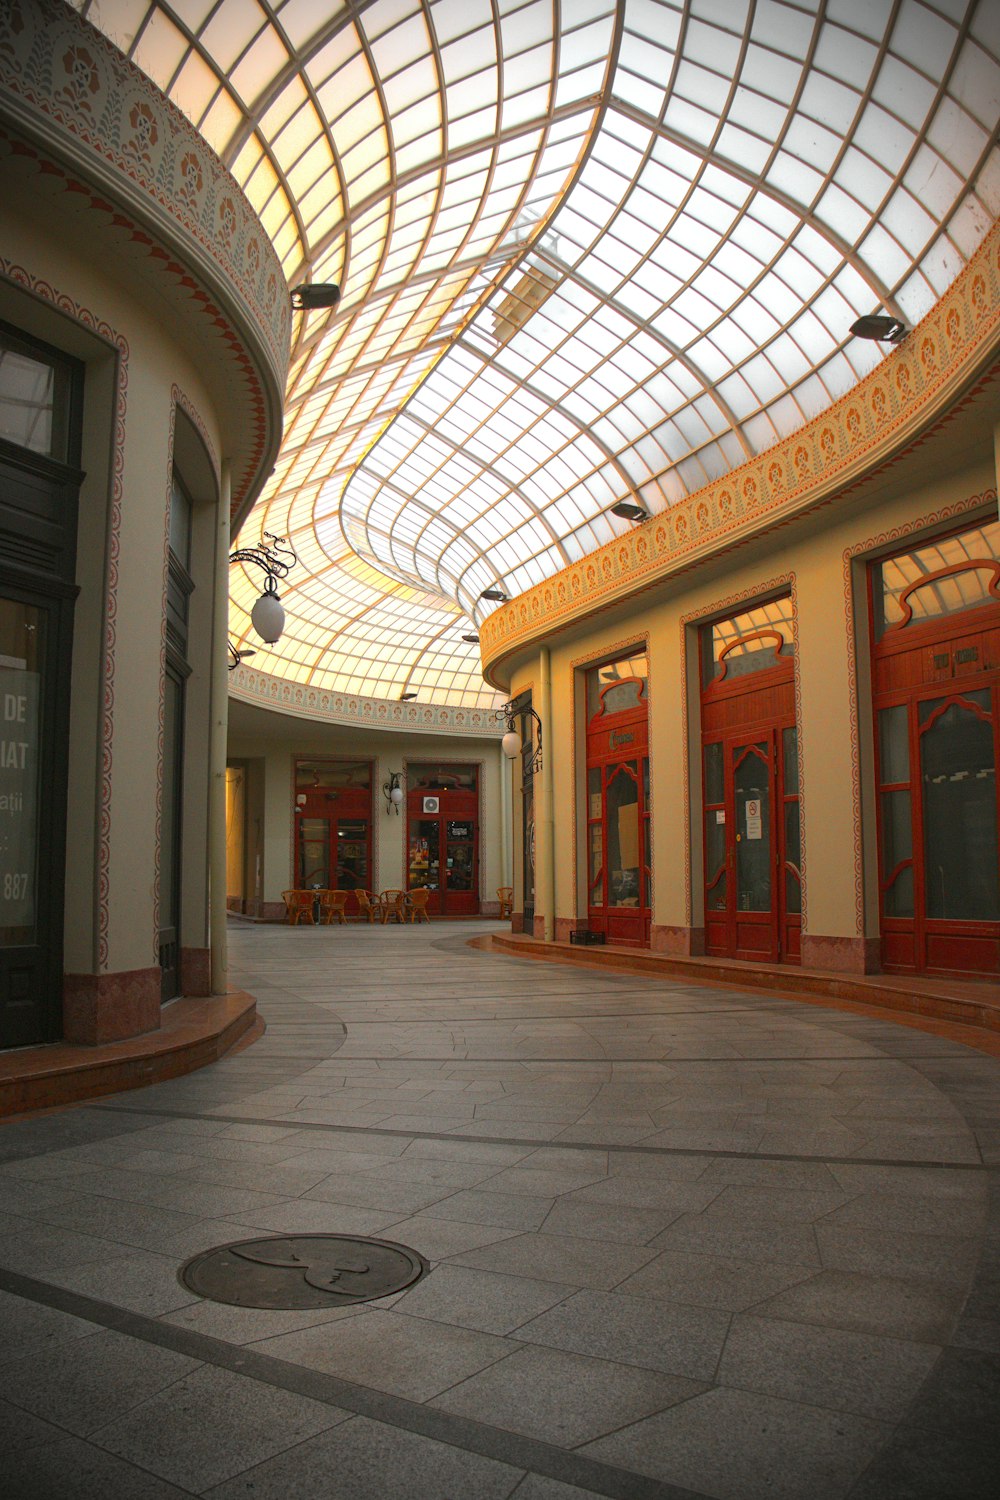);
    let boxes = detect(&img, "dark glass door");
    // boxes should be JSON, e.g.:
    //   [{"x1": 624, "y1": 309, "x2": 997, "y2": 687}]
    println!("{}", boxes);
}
[
  {"x1": 159, "y1": 663, "x2": 184, "y2": 1001},
  {"x1": 877, "y1": 683, "x2": 999, "y2": 973},
  {"x1": 0, "y1": 591, "x2": 70, "y2": 1045}
]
